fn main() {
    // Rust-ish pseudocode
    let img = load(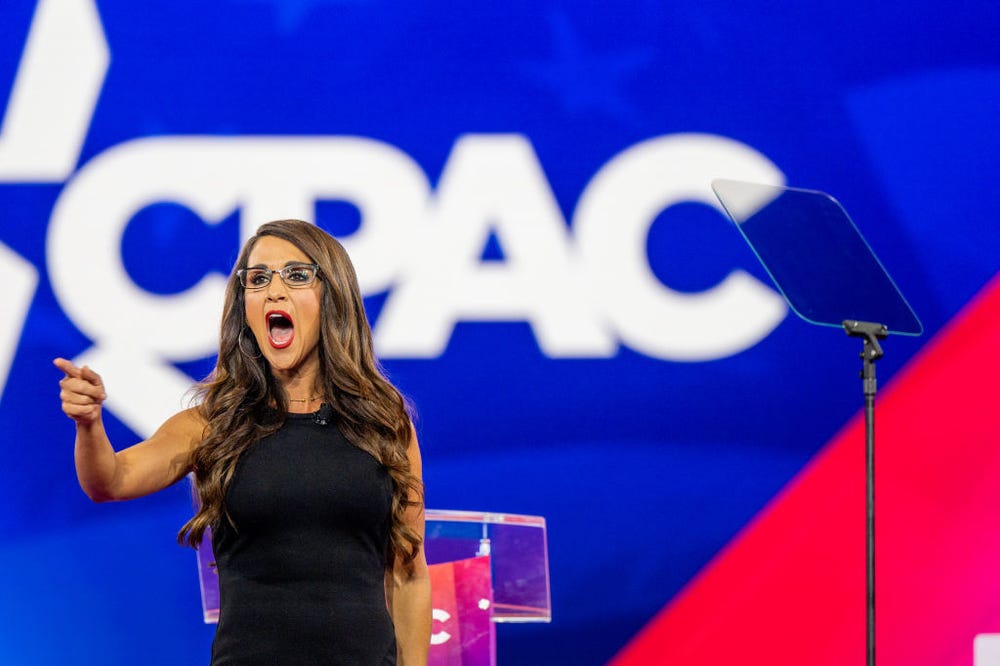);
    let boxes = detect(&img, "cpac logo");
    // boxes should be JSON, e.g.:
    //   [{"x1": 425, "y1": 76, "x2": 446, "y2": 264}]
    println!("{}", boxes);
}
[{"x1": 1, "y1": 0, "x2": 788, "y2": 436}]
